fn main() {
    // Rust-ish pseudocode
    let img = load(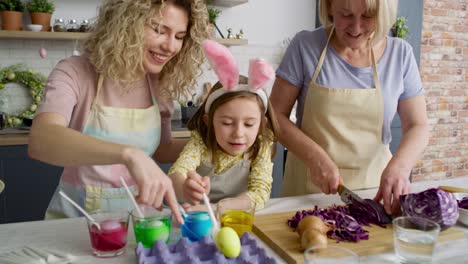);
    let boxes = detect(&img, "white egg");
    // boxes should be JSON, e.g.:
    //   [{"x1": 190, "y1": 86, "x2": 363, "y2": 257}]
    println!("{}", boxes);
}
[
  {"x1": 146, "y1": 220, "x2": 164, "y2": 228},
  {"x1": 100, "y1": 220, "x2": 121, "y2": 231}
]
